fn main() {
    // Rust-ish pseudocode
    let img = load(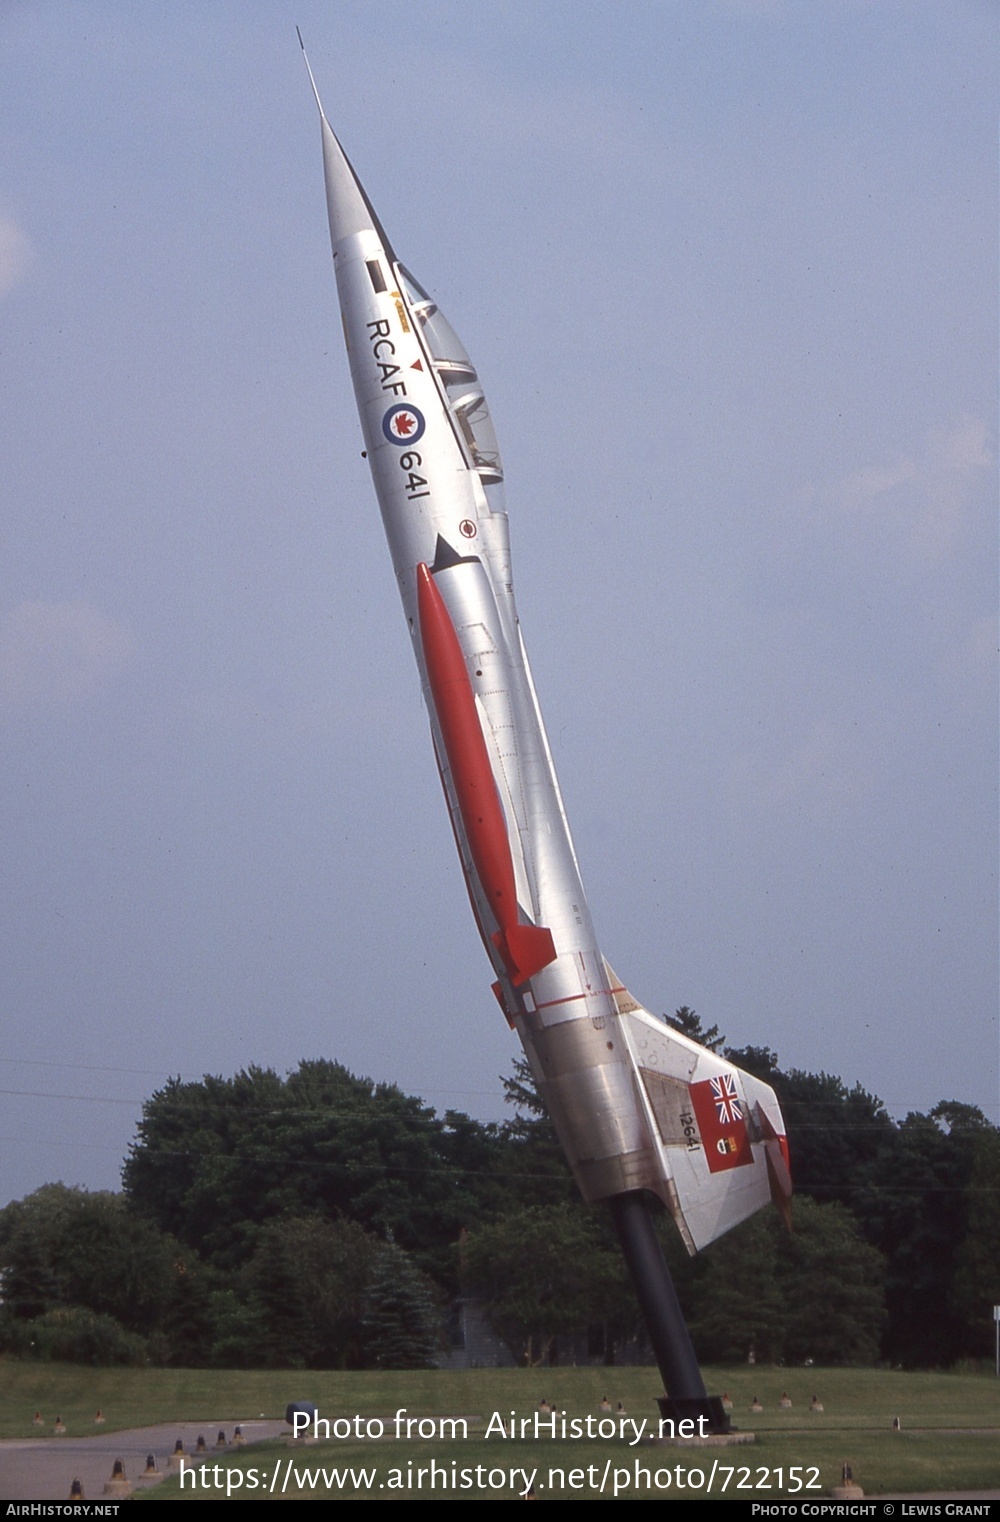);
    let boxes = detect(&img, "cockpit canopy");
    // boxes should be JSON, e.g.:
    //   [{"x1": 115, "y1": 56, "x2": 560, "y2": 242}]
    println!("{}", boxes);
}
[{"x1": 397, "y1": 266, "x2": 503, "y2": 487}]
